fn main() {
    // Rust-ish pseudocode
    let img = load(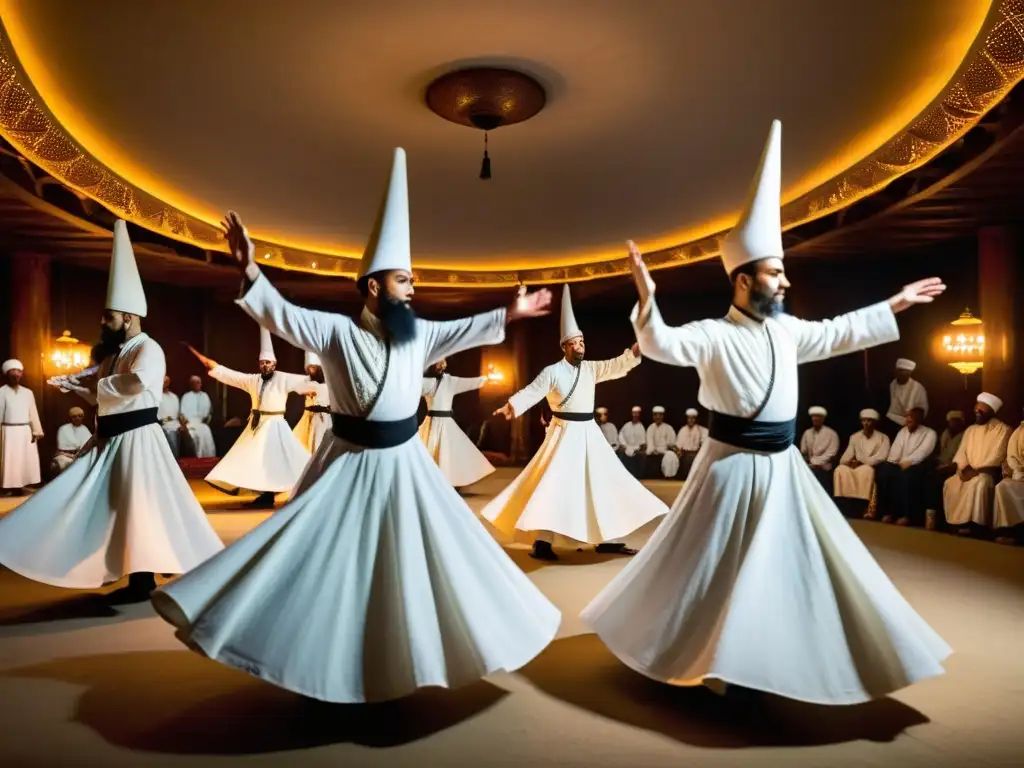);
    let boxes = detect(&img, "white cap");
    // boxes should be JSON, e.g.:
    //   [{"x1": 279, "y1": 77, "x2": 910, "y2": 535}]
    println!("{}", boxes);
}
[
  {"x1": 358, "y1": 148, "x2": 411, "y2": 279},
  {"x1": 304, "y1": 350, "x2": 321, "y2": 367},
  {"x1": 895, "y1": 358, "x2": 916, "y2": 372},
  {"x1": 652, "y1": 405, "x2": 665, "y2": 414},
  {"x1": 106, "y1": 220, "x2": 147, "y2": 317},
  {"x1": 595, "y1": 407, "x2": 608, "y2": 414},
  {"x1": 946, "y1": 410, "x2": 964, "y2": 420},
  {"x1": 720, "y1": 120, "x2": 783, "y2": 275},
  {"x1": 631, "y1": 405, "x2": 642, "y2": 412},
  {"x1": 859, "y1": 408, "x2": 880, "y2": 420},
  {"x1": 2, "y1": 359, "x2": 23, "y2": 374},
  {"x1": 559, "y1": 284, "x2": 582, "y2": 345},
  {"x1": 808, "y1": 406, "x2": 827, "y2": 417},
  {"x1": 977, "y1": 392, "x2": 1003, "y2": 413},
  {"x1": 258, "y1": 327, "x2": 276, "y2": 362},
  {"x1": 685, "y1": 408, "x2": 698, "y2": 417}
]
